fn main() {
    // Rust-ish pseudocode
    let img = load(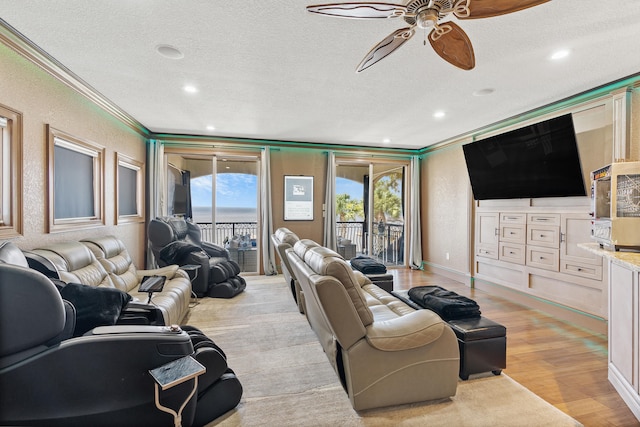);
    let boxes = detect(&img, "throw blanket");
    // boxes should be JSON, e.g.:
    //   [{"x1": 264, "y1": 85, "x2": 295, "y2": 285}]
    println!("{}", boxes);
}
[
  {"x1": 408, "y1": 286, "x2": 481, "y2": 320},
  {"x1": 159, "y1": 240, "x2": 204, "y2": 265},
  {"x1": 350, "y1": 256, "x2": 387, "y2": 275},
  {"x1": 54, "y1": 280, "x2": 132, "y2": 336}
]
